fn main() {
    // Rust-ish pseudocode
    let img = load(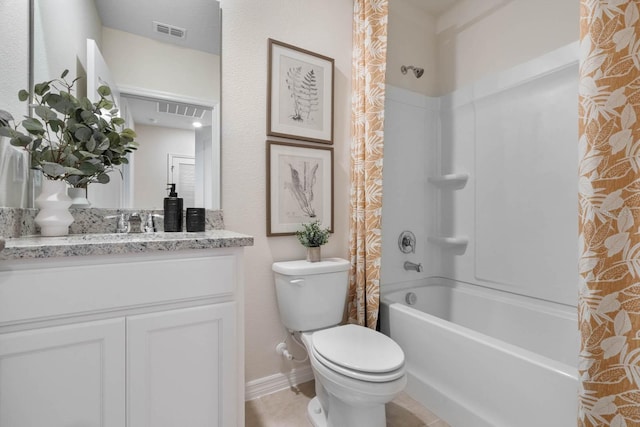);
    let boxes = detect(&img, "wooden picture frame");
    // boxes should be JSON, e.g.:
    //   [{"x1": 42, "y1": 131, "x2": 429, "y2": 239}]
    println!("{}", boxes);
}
[
  {"x1": 267, "y1": 39, "x2": 334, "y2": 144},
  {"x1": 266, "y1": 141, "x2": 334, "y2": 236}
]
